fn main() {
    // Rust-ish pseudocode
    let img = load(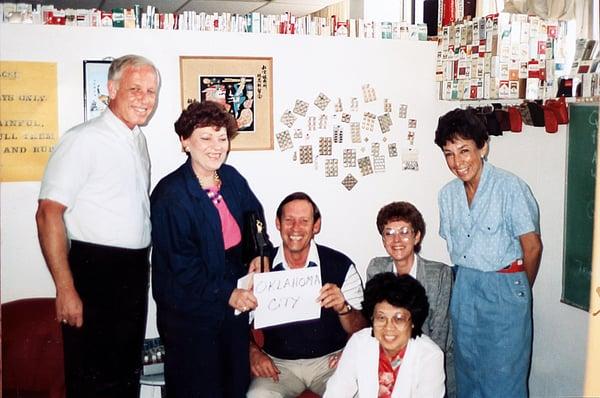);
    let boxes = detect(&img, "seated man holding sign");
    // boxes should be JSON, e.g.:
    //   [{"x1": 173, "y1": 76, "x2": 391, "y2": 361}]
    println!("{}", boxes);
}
[{"x1": 248, "y1": 192, "x2": 367, "y2": 397}]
